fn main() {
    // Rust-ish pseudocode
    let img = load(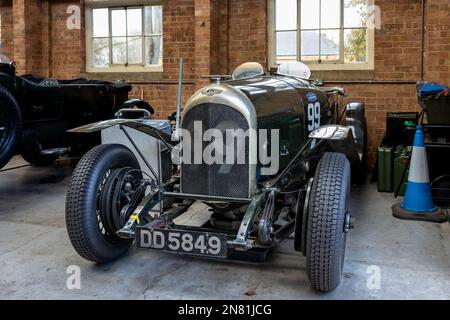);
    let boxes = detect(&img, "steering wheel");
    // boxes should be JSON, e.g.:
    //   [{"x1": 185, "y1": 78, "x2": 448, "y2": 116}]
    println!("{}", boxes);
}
[{"x1": 39, "y1": 78, "x2": 60, "y2": 87}]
